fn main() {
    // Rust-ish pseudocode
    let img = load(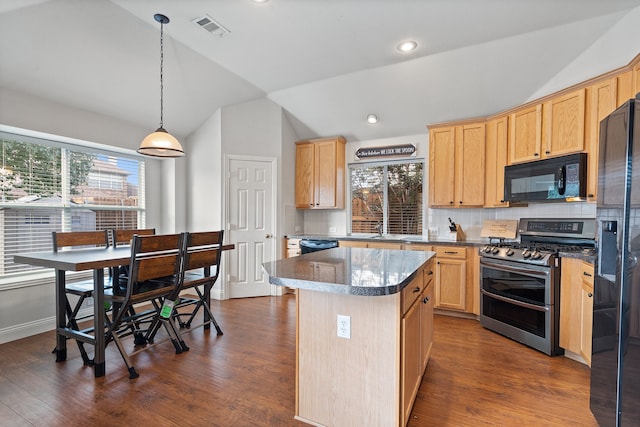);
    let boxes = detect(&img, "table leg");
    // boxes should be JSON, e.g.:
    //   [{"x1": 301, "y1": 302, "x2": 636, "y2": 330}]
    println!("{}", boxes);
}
[
  {"x1": 93, "y1": 268, "x2": 106, "y2": 377},
  {"x1": 55, "y1": 269, "x2": 67, "y2": 362},
  {"x1": 203, "y1": 266, "x2": 211, "y2": 330}
]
